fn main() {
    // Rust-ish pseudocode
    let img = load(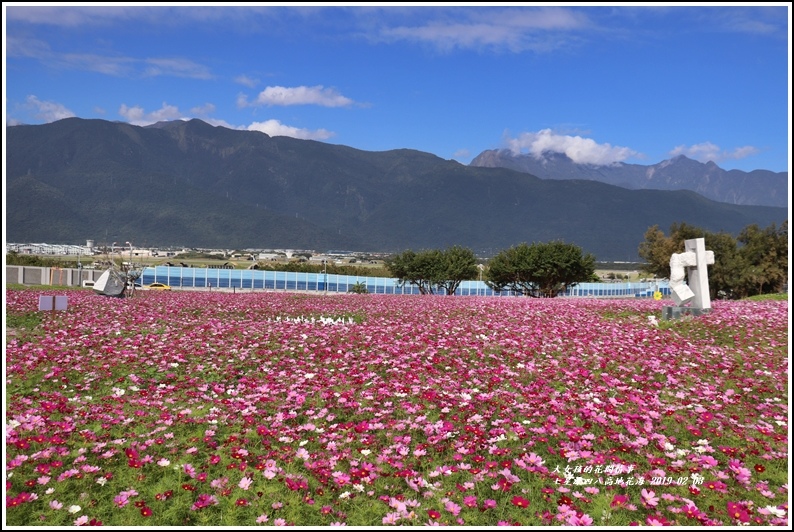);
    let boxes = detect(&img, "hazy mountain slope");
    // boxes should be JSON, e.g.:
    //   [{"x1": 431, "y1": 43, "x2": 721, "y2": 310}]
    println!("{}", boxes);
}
[
  {"x1": 6, "y1": 118, "x2": 787, "y2": 260},
  {"x1": 470, "y1": 149, "x2": 788, "y2": 208}
]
